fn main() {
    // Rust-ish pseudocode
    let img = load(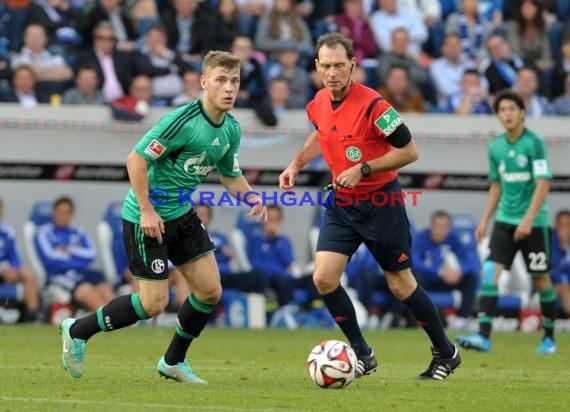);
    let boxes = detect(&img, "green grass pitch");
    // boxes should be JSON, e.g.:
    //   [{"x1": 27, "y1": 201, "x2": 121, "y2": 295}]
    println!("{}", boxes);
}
[{"x1": 1, "y1": 325, "x2": 569, "y2": 411}]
